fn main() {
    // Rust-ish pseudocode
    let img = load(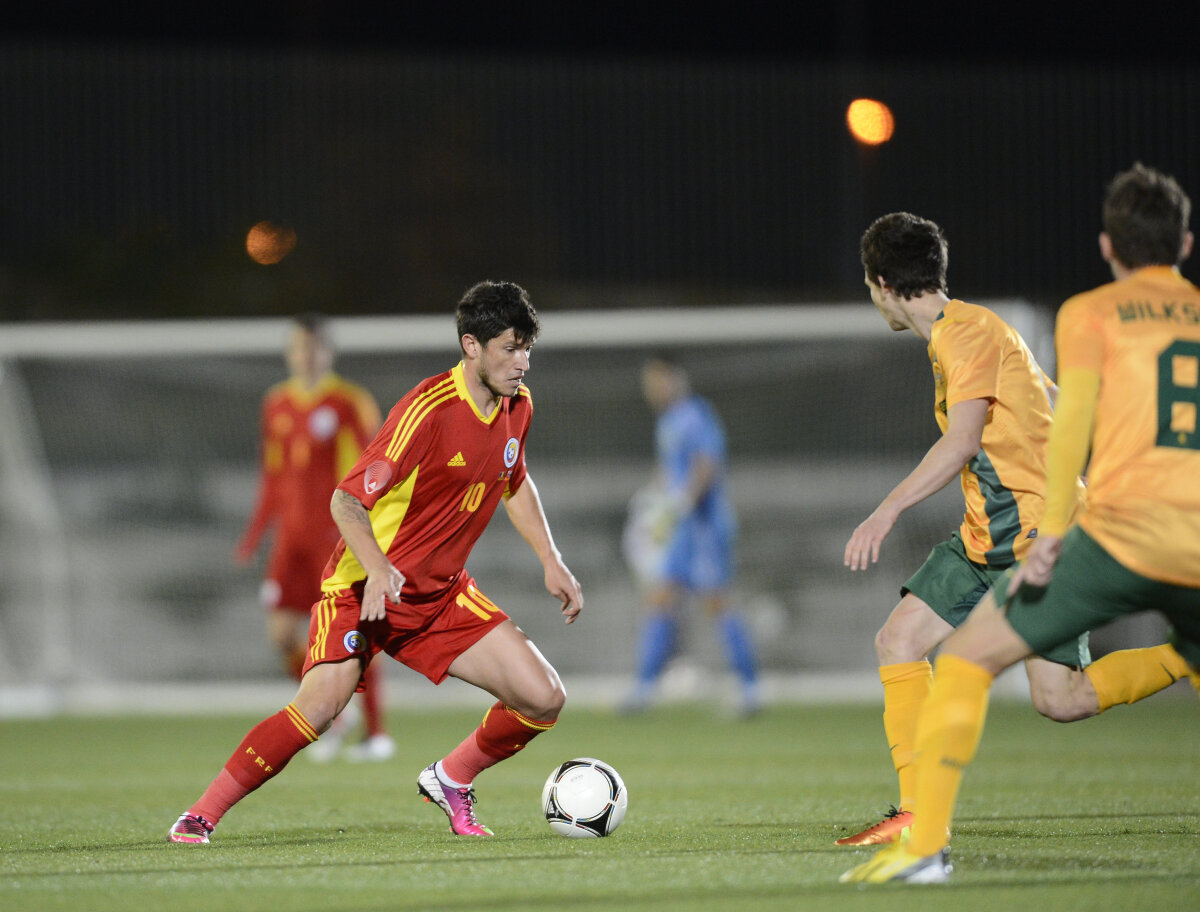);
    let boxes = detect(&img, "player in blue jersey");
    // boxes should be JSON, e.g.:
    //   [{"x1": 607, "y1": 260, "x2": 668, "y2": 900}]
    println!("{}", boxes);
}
[{"x1": 621, "y1": 356, "x2": 759, "y2": 714}]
